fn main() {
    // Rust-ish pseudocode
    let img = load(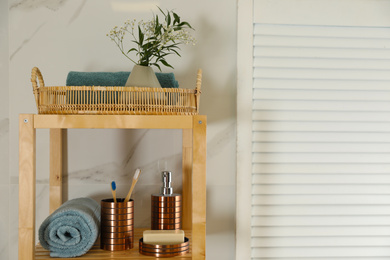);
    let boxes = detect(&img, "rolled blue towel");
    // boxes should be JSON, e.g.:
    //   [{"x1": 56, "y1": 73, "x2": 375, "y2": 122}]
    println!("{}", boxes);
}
[
  {"x1": 66, "y1": 71, "x2": 179, "y2": 88},
  {"x1": 38, "y1": 197, "x2": 100, "y2": 258}
]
